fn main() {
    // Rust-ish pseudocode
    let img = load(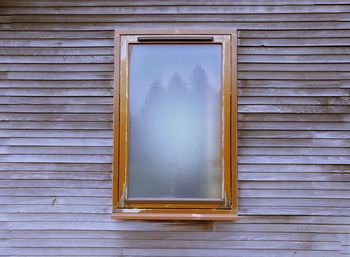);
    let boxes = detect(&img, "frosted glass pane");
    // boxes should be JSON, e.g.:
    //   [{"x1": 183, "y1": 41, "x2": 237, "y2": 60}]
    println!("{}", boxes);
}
[{"x1": 128, "y1": 44, "x2": 222, "y2": 199}]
